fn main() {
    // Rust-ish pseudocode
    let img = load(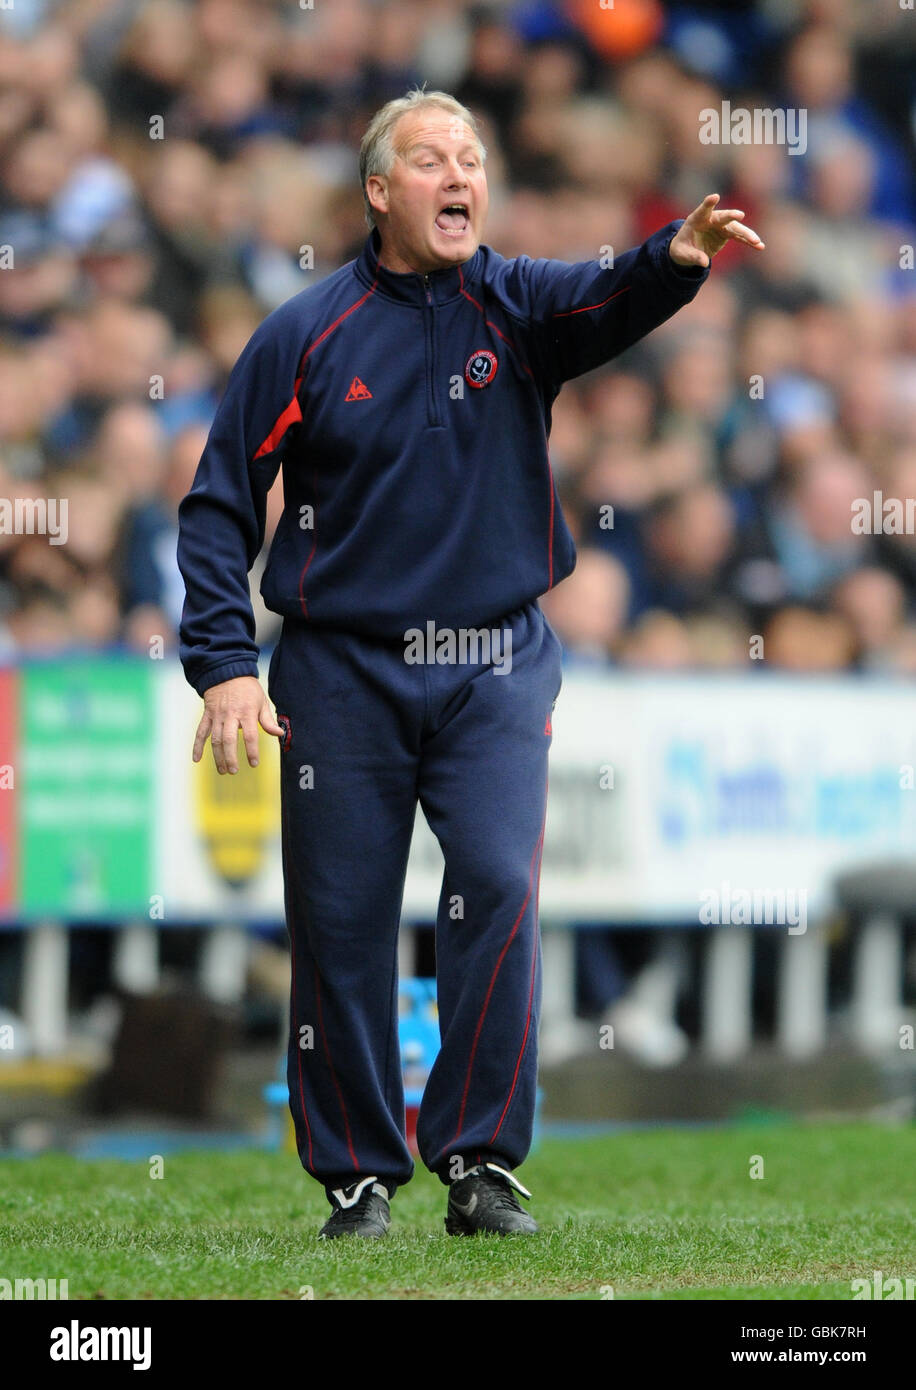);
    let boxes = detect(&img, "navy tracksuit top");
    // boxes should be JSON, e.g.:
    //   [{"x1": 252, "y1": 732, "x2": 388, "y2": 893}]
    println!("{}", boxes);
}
[{"x1": 177, "y1": 221, "x2": 708, "y2": 696}]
